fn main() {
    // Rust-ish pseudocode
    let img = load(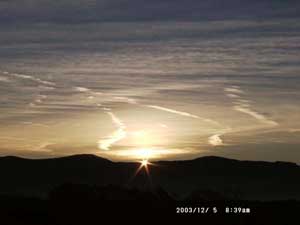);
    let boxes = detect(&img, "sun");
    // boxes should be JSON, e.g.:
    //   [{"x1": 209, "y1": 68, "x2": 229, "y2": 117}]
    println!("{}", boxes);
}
[
  {"x1": 141, "y1": 159, "x2": 149, "y2": 167},
  {"x1": 130, "y1": 158, "x2": 155, "y2": 181}
]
